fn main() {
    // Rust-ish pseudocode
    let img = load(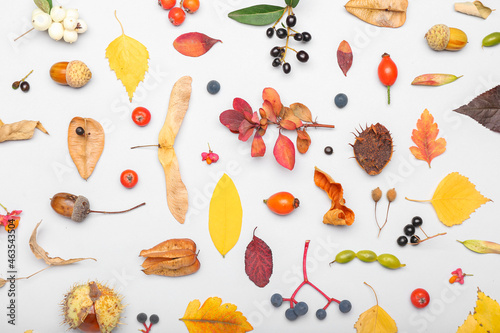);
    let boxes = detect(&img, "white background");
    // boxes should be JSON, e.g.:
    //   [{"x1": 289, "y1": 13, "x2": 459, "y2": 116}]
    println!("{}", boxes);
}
[{"x1": 1, "y1": 0, "x2": 500, "y2": 332}]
